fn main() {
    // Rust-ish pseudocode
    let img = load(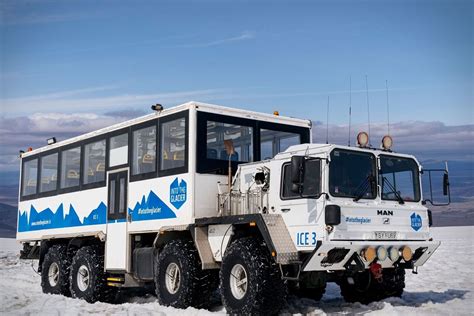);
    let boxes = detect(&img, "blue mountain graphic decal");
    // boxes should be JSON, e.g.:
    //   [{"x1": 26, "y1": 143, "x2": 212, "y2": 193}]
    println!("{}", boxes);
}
[
  {"x1": 129, "y1": 190, "x2": 176, "y2": 221},
  {"x1": 18, "y1": 202, "x2": 107, "y2": 232}
]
